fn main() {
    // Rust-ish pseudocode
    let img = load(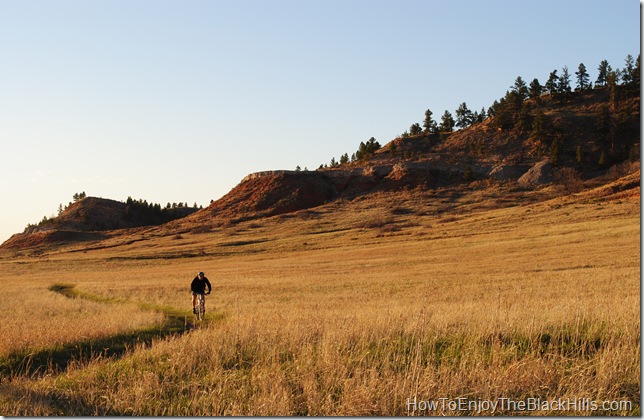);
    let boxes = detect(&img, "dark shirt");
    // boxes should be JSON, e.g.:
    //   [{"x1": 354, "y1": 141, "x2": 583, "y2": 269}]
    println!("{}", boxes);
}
[{"x1": 191, "y1": 276, "x2": 212, "y2": 294}]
